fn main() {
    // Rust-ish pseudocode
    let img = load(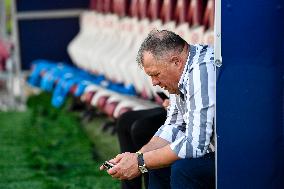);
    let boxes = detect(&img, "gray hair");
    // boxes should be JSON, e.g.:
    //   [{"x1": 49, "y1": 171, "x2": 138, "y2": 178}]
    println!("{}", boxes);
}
[{"x1": 136, "y1": 30, "x2": 187, "y2": 67}]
